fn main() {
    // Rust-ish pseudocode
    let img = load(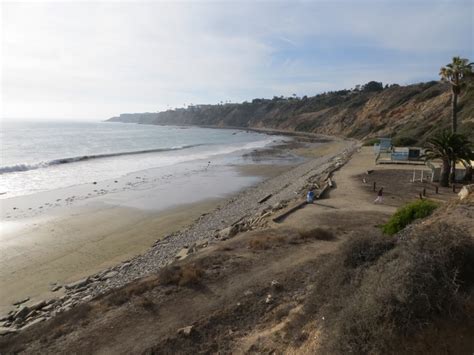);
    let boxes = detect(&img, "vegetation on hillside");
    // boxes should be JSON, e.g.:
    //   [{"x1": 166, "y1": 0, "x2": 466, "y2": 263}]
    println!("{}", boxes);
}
[
  {"x1": 424, "y1": 131, "x2": 473, "y2": 186},
  {"x1": 108, "y1": 80, "x2": 473, "y2": 146},
  {"x1": 382, "y1": 199, "x2": 438, "y2": 235},
  {"x1": 288, "y1": 208, "x2": 474, "y2": 354}
]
